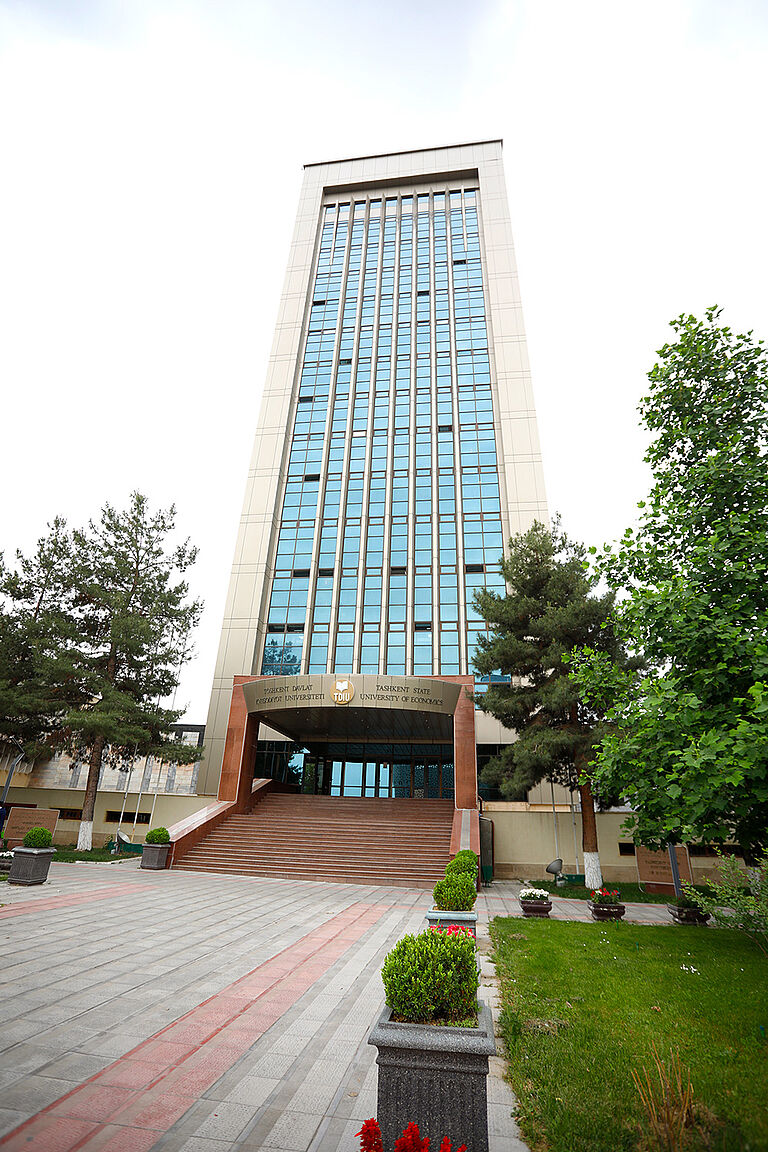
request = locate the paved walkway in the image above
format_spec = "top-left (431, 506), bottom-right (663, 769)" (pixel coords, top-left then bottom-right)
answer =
top-left (0, 864), bottom-right (669, 1152)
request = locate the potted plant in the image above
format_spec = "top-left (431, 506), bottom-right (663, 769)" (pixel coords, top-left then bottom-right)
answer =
top-left (518, 886), bottom-right (553, 917)
top-left (587, 887), bottom-right (626, 921)
top-left (667, 894), bottom-right (711, 926)
top-left (446, 849), bottom-right (479, 884)
top-left (368, 928), bottom-right (495, 1152)
top-left (9, 826), bottom-right (56, 886)
top-left (141, 826), bottom-right (171, 869)
top-left (426, 853), bottom-right (478, 937)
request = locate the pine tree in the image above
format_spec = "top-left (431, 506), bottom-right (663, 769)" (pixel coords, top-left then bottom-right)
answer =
top-left (0, 518), bottom-right (87, 757)
top-left (472, 520), bottom-right (636, 889)
top-left (0, 494), bottom-right (203, 849)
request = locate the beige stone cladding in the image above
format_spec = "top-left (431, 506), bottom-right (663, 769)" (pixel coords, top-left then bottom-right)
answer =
top-left (200, 141), bottom-right (548, 796)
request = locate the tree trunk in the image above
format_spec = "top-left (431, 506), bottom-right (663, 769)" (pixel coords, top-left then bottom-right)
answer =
top-left (77, 736), bottom-right (105, 851)
top-left (579, 777), bottom-right (603, 889)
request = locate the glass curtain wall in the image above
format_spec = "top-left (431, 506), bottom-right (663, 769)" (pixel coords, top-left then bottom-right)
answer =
top-left (261, 186), bottom-right (507, 680)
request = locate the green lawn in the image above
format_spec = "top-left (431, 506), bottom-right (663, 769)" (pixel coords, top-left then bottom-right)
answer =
top-left (536, 879), bottom-right (713, 905)
top-left (491, 917), bottom-right (768, 1152)
top-left (52, 847), bottom-right (135, 862)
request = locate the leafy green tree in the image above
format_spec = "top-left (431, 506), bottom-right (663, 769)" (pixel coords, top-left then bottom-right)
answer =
top-left (472, 520), bottom-right (635, 888)
top-left (1, 494), bottom-right (203, 849)
top-left (571, 309), bottom-right (768, 856)
top-left (686, 851), bottom-right (768, 954)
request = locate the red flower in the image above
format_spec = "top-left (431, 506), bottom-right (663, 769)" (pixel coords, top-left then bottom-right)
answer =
top-left (394, 1122), bottom-right (429, 1152)
top-left (356, 1118), bottom-right (384, 1152)
top-left (358, 1118), bottom-right (465, 1151)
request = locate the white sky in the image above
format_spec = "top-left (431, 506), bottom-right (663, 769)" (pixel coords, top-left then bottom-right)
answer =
top-left (2, 0), bottom-right (767, 722)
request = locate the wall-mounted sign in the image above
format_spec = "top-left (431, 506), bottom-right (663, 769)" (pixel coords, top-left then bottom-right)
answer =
top-left (243, 674), bottom-right (461, 716)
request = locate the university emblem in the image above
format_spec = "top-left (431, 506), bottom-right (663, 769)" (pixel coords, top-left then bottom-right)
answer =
top-left (331, 678), bottom-right (355, 705)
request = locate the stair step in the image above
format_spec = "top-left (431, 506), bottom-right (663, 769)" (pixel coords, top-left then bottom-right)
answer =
top-left (171, 791), bottom-right (453, 887)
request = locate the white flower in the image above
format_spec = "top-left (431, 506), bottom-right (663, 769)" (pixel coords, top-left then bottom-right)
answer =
top-left (519, 887), bottom-right (550, 900)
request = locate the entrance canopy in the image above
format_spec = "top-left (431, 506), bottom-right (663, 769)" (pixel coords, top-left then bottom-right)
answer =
top-left (242, 674), bottom-right (462, 746)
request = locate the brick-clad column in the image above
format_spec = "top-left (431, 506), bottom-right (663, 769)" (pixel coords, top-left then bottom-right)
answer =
top-left (217, 675), bottom-right (261, 805)
top-left (433, 675), bottom-right (477, 811)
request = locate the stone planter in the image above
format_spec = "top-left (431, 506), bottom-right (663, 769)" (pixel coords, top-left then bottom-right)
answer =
top-left (667, 904), bottom-right (711, 926)
top-left (425, 909), bottom-right (478, 938)
top-left (519, 899), bottom-right (552, 918)
top-left (8, 847), bottom-right (56, 886)
top-left (588, 901), bottom-right (626, 922)
top-left (368, 1001), bottom-right (495, 1152)
top-left (140, 843), bottom-right (171, 870)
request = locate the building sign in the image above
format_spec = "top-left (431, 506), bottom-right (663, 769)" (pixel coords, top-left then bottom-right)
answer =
top-left (330, 679), bottom-right (355, 705)
top-left (243, 674), bottom-right (461, 717)
top-left (5, 807), bottom-right (59, 847)
top-left (635, 845), bottom-right (693, 893)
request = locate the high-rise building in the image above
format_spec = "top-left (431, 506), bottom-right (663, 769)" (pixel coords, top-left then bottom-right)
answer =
top-left (198, 141), bottom-right (547, 819)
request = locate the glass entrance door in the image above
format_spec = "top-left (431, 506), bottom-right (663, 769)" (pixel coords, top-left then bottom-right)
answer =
top-left (322, 746), bottom-right (453, 798)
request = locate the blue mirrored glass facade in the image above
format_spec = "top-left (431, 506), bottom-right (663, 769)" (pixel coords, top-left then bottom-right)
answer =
top-left (259, 185), bottom-right (508, 681)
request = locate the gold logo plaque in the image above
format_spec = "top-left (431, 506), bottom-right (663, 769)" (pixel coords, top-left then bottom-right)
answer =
top-left (330, 678), bottom-right (355, 705)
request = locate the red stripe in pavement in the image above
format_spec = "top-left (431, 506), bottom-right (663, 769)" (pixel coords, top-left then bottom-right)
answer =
top-left (0, 883), bottom-right (155, 919)
top-left (0, 900), bottom-right (389, 1152)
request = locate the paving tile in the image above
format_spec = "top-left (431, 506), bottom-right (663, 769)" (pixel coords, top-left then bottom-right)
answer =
top-left (260, 1110), bottom-right (325, 1150)
top-left (307, 1115), bottom-right (364, 1152)
top-left (51, 1082), bottom-right (138, 1122)
top-left (164, 1138), bottom-right (234, 1152)
top-left (0, 1108), bottom-right (28, 1138)
top-left (67, 1123), bottom-right (161, 1152)
top-left (0, 1073), bottom-right (73, 1112)
top-left (0, 1041), bottom-right (64, 1075)
top-left (189, 1101), bottom-right (256, 1140)
top-left (96, 1057), bottom-right (168, 1089)
top-left (218, 1074), bottom-right (280, 1108)
top-left (114, 1088), bottom-right (199, 1130)
top-left (245, 1052), bottom-right (297, 1080)
top-left (76, 1033), bottom-right (147, 1059)
top-left (488, 1101), bottom-right (524, 1139)
top-left (37, 1052), bottom-right (116, 1082)
top-left (0, 1113), bottom-right (101, 1152)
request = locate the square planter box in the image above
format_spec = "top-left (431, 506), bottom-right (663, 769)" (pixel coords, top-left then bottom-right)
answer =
top-left (425, 909), bottom-right (478, 938)
top-left (368, 1000), bottom-right (495, 1152)
top-left (141, 843), bottom-right (171, 869)
top-left (9, 847), bottom-right (56, 886)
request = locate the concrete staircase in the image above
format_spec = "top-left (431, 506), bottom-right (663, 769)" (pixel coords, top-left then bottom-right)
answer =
top-left (172, 794), bottom-right (454, 888)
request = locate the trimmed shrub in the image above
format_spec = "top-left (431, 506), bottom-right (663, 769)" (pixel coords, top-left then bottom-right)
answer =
top-left (381, 929), bottom-right (479, 1023)
top-left (23, 827), bottom-right (53, 848)
top-left (145, 826), bottom-right (170, 845)
top-left (432, 872), bottom-right (477, 911)
top-left (445, 850), bottom-right (478, 878)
